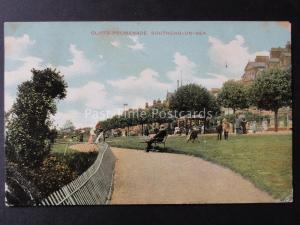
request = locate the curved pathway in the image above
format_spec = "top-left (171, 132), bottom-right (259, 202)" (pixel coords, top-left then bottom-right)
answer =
top-left (110, 147), bottom-right (276, 204)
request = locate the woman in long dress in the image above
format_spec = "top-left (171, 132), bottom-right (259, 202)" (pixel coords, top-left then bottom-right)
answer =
top-left (222, 118), bottom-right (230, 140)
top-left (88, 128), bottom-right (96, 144)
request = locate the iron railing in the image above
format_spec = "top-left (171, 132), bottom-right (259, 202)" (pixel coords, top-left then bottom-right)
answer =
top-left (40, 143), bottom-right (116, 205)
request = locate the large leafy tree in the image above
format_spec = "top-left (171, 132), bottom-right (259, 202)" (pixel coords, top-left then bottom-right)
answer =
top-left (169, 84), bottom-right (219, 133)
top-left (217, 80), bottom-right (249, 114)
top-left (217, 80), bottom-right (249, 132)
top-left (249, 68), bottom-right (291, 132)
top-left (169, 84), bottom-right (218, 115)
top-left (6, 68), bottom-right (67, 168)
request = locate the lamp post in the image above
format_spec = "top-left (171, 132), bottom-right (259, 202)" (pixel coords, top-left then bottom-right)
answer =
top-left (123, 103), bottom-right (128, 117)
top-left (123, 104), bottom-right (128, 136)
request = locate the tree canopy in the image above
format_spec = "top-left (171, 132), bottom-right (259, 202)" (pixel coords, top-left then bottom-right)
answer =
top-left (249, 68), bottom-right (291, 131)
top-left (217, 80), bottom-right (249, 113)
top-left (169, 83), bottom-right (219, 116)
top-left (250, 68), bottom-right (291, 111)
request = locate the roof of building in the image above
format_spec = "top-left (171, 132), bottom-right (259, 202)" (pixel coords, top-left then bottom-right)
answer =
top-left (271, 47), bottom-right (284, 51)
top-left (210, 88), bottom-right (220, 93)
top-left (245, 61), bottom-right (267, 70)
top-left (255, 55), bottom-right (269, 62)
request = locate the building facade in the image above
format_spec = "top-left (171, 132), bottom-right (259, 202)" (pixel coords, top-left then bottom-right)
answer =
top-left (241, 41), bottom-right (291, 85)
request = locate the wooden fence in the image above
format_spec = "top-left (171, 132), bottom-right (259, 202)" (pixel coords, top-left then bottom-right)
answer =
top-left (40, 143), bottom-right (116, 205)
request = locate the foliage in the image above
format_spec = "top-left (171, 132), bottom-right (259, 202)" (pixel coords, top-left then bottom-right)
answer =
top-left (249, 68), bottom-right (291, 111)
top-left (99, 84), bottom-right (219, 132)
top-left (7, 143), bottom-right (98, 205)
top-left (217, 80), bottom-right (249, 132)
top-left (99, 106), bottom-right (175, 133)
top-left (48, 128), bottom-right (58, 144)
top-left (243, 111), bottom-right (271, 122)
top-left (53, 151), bottom-right (98, 175)
top-left (26, 155), bottom-right (77, 199)
top-left (5, 68), bottom-right (67, 168)
top-left (6, 154), bottom-right (77, 202)
top-left (249, 68), bottom-right (291, 131)
top-left (216, 111), bottom-right (271, 124)
top-left (217, 80), bottom-right (249, 113)
top-left (169, 84), bottom-right (219, 116)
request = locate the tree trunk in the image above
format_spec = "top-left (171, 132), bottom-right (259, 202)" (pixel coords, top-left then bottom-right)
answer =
top-left (232, 108), bottom-right (236, 133)
top-left (204, 118), bottom-right (208, 134)
top-left (274, 109), bottom-right (279, 132)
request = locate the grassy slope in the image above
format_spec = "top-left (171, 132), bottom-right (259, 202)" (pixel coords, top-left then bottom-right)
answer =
top-left (107, 134), bottom-right (292, 200)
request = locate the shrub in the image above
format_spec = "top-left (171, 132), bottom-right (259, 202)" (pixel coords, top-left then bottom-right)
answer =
top-left (54, 152), bottom-right (98, 175)
top-left (5, 68), bottom-right (67, 168)
top-left (25, 155), bottom-right (77, 199)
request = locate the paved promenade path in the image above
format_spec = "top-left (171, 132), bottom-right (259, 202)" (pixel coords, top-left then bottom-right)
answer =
top-left (110, 147), bottom-right (276, 204)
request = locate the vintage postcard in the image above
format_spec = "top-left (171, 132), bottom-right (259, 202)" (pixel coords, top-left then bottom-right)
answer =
top-left (4, 21), bottom-right (292, 206)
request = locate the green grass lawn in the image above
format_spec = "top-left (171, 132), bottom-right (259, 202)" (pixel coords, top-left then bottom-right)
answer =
top-left (51, 143), bottom-right (69, 154)
top-left (50, 142), bottom-right (98, 175)
top-left (107, 133), bottom-right (292, 201)
top-left (51, 142), bottom-right (81, 155)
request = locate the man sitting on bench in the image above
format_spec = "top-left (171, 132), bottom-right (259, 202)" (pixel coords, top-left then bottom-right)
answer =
top-left (146, 125), bottom-right (167, 152)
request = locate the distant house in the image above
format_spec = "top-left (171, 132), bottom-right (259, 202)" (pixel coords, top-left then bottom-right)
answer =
top-left (210, 88), bottom-right (220, 97)
top-left (241, 41), bottom-right (291, 85)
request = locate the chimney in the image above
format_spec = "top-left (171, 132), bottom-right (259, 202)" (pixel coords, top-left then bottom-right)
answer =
top-left (180, 71), bottom-right (183, 87)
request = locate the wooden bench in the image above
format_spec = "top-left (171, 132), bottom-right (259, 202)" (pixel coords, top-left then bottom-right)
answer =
top-left (152, 135), bottom-right (168, 149)
top-left (140, 134), bottom-right (168, 151)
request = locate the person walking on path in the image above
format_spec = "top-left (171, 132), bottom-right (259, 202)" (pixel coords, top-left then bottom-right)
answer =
top-left (223, 119), bottom-right (230, 140)
top-left (88, 128), bottom-right (96, 144)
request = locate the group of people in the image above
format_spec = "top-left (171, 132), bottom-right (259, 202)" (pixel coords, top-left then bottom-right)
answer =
top-left (216, 119), bottom-right (231, 140)
top-left (235, 117), bottom-right (248, 134)
top-left (84, 116), bottom-right (262, 149)
top-left (173, 125), bottom-right (204, 136)
top-left (216, 117), bottom-right (261, 140)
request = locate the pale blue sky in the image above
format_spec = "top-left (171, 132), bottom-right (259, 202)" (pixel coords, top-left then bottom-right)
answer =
top-left (4, 22), bottom-right (291, 128)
